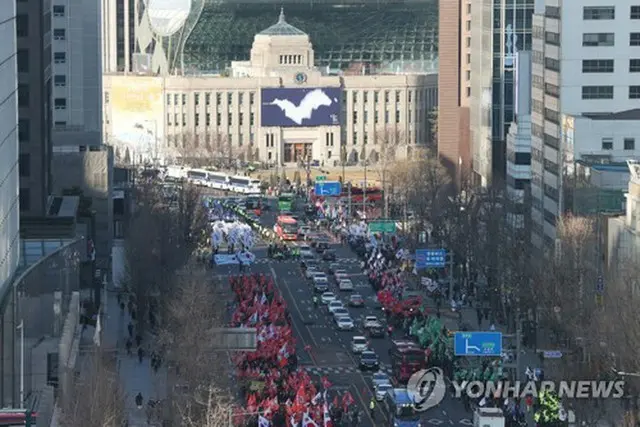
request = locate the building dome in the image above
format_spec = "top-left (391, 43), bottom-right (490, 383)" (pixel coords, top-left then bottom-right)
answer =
top-left (258, 8), bottom-right (306, 36)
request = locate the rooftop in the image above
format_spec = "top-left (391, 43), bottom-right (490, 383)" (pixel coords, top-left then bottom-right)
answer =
top-left (582, 109), bottom-right (640, 121)
top-left (258, 8), bottom-right (306, 36)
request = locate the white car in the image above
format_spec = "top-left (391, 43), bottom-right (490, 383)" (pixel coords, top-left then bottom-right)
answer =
top-left (375, 383), bottom-right (393, 401)
top-left (335, 272), bottom-right (349, 282)
top-left (335, 316), bottom-right (355, 330)
top-left (299, 245), bottom-right (313, 258)
top-left (372, 372), bottom-right (391, 388)
top-left (313, 277), bottom-right (329, 292)
top-left (333, 269), bottom-right (347, 278)
top-left (305, 266), bottom-right (320, 279)
top-left (351, 336), bottom-right (369, 353)
top-left (321, 292), bottom-right (337, 305)
top-left (332, 308), bottom-right (349, 320)
top-left (339, 279), bottom-right (354, 291)
top-left (312, 272), bottom-right (328, 281)
top-left (327, 301), bottom-right (345, 314)
top-left (364, 316), bottom-right (381, 329)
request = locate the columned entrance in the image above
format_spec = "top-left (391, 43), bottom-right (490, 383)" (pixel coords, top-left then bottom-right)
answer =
top-left (284, 142), bottom-right (312, 163)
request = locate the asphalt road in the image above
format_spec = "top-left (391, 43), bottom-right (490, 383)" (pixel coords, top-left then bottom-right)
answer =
top-left (229, 198), bottom-right (476, 427)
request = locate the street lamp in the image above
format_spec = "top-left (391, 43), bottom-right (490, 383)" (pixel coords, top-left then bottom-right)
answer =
top-left (612, 368), bottom-right (640, 378)
top-left (16, 320), bottom-right (24, 409)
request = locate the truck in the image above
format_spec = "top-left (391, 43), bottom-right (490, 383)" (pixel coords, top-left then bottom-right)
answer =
top-left (382, 388), bottom-right (422, 427)
top-left (473, 407), bottom-right (505, 427)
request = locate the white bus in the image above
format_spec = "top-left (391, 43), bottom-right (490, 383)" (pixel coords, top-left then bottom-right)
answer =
top-left (228, 176), bottom-right (261, 194)
top-left (186, 169), bottom-right (212, 187)
top-left (206, 172), bottom-right (229, 190)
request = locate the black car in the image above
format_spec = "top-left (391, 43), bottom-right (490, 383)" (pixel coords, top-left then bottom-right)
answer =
top-left (359, 351), bottom-right (380, 371)
top-left (316, 242), bottom-right (330, 253)
top-left (322, 250), bottom-right (336, 261)
top-left (314, 282), bottom-right (329, 292)
top-left (368, 326), bottom-right (385, 338)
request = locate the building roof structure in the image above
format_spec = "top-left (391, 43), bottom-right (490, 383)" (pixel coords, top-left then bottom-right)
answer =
top-left (258, 8), bottom-right (306, 36)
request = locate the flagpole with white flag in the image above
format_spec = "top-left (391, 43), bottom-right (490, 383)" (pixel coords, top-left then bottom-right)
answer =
top-left (93, 312), bottom-right (102, 347)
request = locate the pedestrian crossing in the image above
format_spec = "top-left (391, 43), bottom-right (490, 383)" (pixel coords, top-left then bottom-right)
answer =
top-left (303, 363), bottom-right (392, 376)
top-left (253, 257), bottom-right (361, 265)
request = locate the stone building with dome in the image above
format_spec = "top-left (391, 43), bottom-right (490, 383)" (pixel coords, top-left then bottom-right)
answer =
top-left (102, 10), bottom-right (438, 166)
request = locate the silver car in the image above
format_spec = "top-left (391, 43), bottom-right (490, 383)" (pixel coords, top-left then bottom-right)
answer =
top-left (335, 316), bottom-right (355, 330)
top-left (375, 383), bottom-right (393, 401)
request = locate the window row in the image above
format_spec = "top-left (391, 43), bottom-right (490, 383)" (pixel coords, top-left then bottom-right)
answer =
top-left (167, 92), bottom-right (256, 106)
top-left (582, 32), bottom-right (640, 47)
top-left (601, 137), bottom-right (636, 151)
top-left (351, 90), bottom-right (417, 104)
top-left (583, 5), bottom-right (640, 20)
top-left (582, 58), bottom-right (640, 72)
top-left (167, 112), bottom-right (256, 127)
top-left (353, 110), bottom-right (405, 125)
top-left (581, 85), bottom-right (640, 99)
top-left (279, 55), bottom-right (303, 65)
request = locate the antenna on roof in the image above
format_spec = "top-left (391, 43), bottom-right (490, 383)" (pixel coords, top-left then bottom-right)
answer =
top-left (278, 7), bottom-right (285, 23)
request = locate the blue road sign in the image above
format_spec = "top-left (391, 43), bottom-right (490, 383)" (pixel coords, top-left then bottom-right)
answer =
top-left (454, 332), bottom-right (503, 356)
top-left (543, 350), bottom-right (563, 359)
top-left (314, 181), bottom-right (342, 196)
top-left (415, 248), bottom-right (446, 268)
top-left (596, 276), bottom-right (604, 294)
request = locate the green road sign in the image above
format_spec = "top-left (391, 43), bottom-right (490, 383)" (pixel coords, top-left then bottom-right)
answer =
top-left (368, 220), bottom-right (396, 233)
top-left (316, 176), bottom-right (326, 181)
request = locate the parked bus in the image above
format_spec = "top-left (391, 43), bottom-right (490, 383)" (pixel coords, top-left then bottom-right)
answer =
top-left (278, 193), bottom-right (295, 212)
top-left (389, 340), bottom-right (426, 385)
top-left (245, 196), bottom-right (263, 215)
top-left (0, 409), bottom-right (38, 426)
top-left (207, 172), bottom-right (230, 191)
top-left (186, 169), bottom-right (212, 187)
top-left (229, 176), bottom-right (261, 194)
top-left (274, 215), bottom-right (299, 240)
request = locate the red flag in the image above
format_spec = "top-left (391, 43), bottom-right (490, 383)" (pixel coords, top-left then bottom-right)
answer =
top-left (341, 392), bottom-right (354, 412)
top-left (321, 376), bottom-right (332, 390)
top-left (332, 396), bottom-right (339, 408)
top-left (295, 383), bottom-right (308, 406)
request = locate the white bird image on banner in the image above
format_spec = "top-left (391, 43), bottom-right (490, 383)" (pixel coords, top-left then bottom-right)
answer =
top-left (268, 89), bottom-right (334, 125)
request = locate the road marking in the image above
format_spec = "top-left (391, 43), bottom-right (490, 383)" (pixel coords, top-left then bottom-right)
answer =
top-left (269, 265), bottom-right (319, 360)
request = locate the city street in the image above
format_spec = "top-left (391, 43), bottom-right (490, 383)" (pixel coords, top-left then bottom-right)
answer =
top-left (218, 198), bottom-right (477, 426)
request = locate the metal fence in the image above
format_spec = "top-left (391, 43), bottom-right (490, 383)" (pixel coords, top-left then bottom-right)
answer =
top-left (0, 237), bottom-right (86, 424)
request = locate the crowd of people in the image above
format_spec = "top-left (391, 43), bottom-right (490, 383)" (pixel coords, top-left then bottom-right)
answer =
top-left (228, 273), bottom-right (359, 426)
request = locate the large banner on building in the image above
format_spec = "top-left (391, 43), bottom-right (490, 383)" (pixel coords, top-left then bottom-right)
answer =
top-left (106, 76), bottom-right (165, 164)
top-left (261, 87), bottom-right (341, 127)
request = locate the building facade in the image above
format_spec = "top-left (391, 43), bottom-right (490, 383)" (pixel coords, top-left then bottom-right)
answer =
top-left (16, 0), bottom-right (52, 217)
top-left (470, 0), bottom-right (534, 186)
top-left (52, 0), bottom-right (103, 138)
top-left (101, 0), bottom-right (136, 73)
top-left (530, 1), bottom-right (640, 248)
top-left (506, 51), bottom-right (533, 229)
top-left (438, 0), bottom-right (472, 186)
top-left (1, 2), bottom-right (20, 295)
top-left (102, 12), bottom-right (438, 166)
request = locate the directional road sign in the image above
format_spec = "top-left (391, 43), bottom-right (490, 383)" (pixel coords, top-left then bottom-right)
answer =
top-left (415, 248), bottom-right (446, 268)
top-left (368, 220), bottom-right (396, 233)
top-left (315, 176), bottom-right (326, 181)
top-left (314, 181), bottom-right (341, 196)
top-left (542, 350), bottom-right (563, 359)
top-left (596, 275), bottom-right (604, 294)
top-left (454, 332), bottom-right (502, 356)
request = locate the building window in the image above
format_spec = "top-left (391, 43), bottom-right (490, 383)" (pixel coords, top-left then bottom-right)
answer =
top-left (54, 52), bottom-right (66, 63)
top-left (250, 92), bottom-right (255, 105)
top-left (53, 5), bottom-right (65, 16)
top-left (174, 114), bottom-right (178, 126)
top-left (353, 132), bottom-right (357, 145)
top-left (630, 86), bottom-right (640, 99)
top-left (19, 154), bottom-right (30, 177)
top-left (545, 6), bottom-right (560, 18)
top-left (631, 33), bottom-right (640, 46)
top-left (174, 94), bottom-right (179, 104)
top-left (239, 113), bottom-right (244, 126)
top-left (374, 91), bottom-right (379, 103)
top-left (582, 59), bottom-right (614, 73)
top-left (182, 94), bottom-right (186, 105)
top-left (194, 93), bottom-right (200, 105)
top-left (53, 29), bottom-right (66, 40)
top-left (18, 84), bottom-right (29, 107)
top-left (624, 138), bottom-right (636, 150)
top-left (54, 75), bottom-right (66, 87)
top-left (353, 111), bottom-right (357, 124)
top-left (395, 110), bottom-right (400, 123)
top-left (205, 113), bottom-right (211, 126)
top-left (583, 6), bottom-right (615, 20)
top-left (18, 119), bottom-right (30, 142)
top-left (582, 86), bottom-right (614, 99)
top-left (17, 49), bottom-right (28, 72)
top-left (544, 108), bottom-right (559, 124)
top-left (228, 113), bottom-right (232, 126)
top-left (182, 114), bottom-right (186, 126)
top-left (16, 15), bottom-right (28, 37)
top-left (166, 94), bottom-right (171, 105)
top-left (545, 31), bottom-right (560, 46)
top-left (167, 113), bottom-right (172, 126)
top-left (216, 93), bottom-right (221, 105)
top-left (239, 93), bottom-right (244, 104)
top-left (216, 113), bottom-right (221, 126)
top-left (19, 189), bottom-right (30, 212)
top-left (544, 83), bottom-right (559, 97)
top-left (195, 114), bottom-right (200, 126)
top-left (544, 57), bottom-right (560, 71)
top-left (630, 59), bottom-right (640, 72)
top-left (632, 5), bottom-right (640, 19)
top-left (601, 137), bottom-right (613, 150)
top-left (205, 93), bottom-right (211, 105)
top-left (227, 93), bottom-right (233, 105)
top-left (582, 33), bottom-right (615, 47)
top-left (364, 132), bottom-right (368, 145)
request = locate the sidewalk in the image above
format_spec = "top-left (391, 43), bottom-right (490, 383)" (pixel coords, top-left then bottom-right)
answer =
top-left (103, 291), bottom-right (167, 426)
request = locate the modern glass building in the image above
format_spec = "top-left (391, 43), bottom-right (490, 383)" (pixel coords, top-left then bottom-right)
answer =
top-left (183, 1), bottom-right (438, 72)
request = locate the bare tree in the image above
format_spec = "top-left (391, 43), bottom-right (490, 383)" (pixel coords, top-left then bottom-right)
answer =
top-left (158, 267), bottom-right (232, 426)
top-left (371, 127), bottom-right (407, 217)
top-left (123, 181), bottom-right (208, 332)
top-left (60, 350), bottom-right (125, 427)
